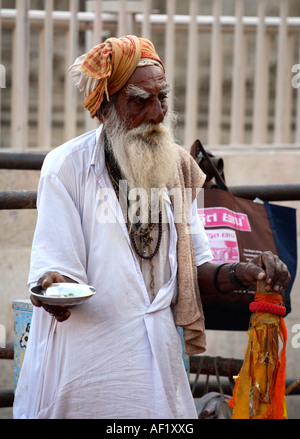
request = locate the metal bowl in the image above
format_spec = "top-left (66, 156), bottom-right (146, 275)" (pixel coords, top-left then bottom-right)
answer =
top-left (30, 283), bottom-right (96, 307)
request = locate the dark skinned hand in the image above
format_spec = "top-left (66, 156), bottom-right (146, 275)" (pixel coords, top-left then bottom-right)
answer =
top-left (198, 250), bottom-right (291, 301)
top-left (235, 251), bottom-right (291, 303)
top-left (30, 271), bottom-right (77, 322)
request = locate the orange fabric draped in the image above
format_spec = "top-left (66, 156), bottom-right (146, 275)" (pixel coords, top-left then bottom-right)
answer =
top-left (228, 282), bottom-right (287, 419)
top-left (80, 35), bottom-right (165, 118)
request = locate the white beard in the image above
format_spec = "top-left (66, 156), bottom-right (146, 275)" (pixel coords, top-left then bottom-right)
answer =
top-left (103, 105), bottom-right (178, 226)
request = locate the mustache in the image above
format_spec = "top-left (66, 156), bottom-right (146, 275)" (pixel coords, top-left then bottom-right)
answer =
top-left (128, 122), bottom-right (169, 140)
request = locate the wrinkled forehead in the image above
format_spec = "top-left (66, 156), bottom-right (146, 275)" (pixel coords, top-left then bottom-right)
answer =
top-left (122, 64), bottom-right (168, 95)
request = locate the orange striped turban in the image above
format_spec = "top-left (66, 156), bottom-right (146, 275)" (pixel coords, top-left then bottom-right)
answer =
top-left (69, 35), bottom-right (165, 118)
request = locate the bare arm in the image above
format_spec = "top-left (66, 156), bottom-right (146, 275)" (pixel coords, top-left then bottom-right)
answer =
top-left (197, 251), bottom-right (290, 301)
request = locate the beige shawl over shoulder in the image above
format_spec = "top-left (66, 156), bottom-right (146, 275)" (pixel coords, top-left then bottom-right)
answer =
top-left (168, 145), bottom-right (207, 356)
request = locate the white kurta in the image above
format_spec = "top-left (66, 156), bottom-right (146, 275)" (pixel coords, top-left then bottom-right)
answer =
top-left (13, 126), bottom-right (212, 419)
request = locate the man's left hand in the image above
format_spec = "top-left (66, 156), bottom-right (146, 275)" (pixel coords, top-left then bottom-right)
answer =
top-left (235, 251), bottom-right (291, 301)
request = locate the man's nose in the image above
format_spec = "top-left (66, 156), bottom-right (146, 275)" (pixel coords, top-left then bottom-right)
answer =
top-left (146, 98), bottom-right (166, 125)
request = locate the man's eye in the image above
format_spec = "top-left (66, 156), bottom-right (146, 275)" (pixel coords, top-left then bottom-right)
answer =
top-left (159, 94), bottom-right (168, 102)
top-left (131, 97), bottom-right (147, 105)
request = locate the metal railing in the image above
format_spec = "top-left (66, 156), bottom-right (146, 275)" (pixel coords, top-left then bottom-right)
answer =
top-left (2, 162), bottom-right (300, 210)
top-left (2, 185), bottom-right (300, 211)
top-left (1, 151), bottom-right (300, 209)
top-left (1, 0), bottom-right (300, 152)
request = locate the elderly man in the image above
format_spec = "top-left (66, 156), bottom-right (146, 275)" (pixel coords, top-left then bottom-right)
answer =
top-left (13, 36), bottom-right (290, 419)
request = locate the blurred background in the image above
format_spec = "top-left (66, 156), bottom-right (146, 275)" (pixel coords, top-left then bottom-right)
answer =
top-left (0, 0), bottom-right (300, 419)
